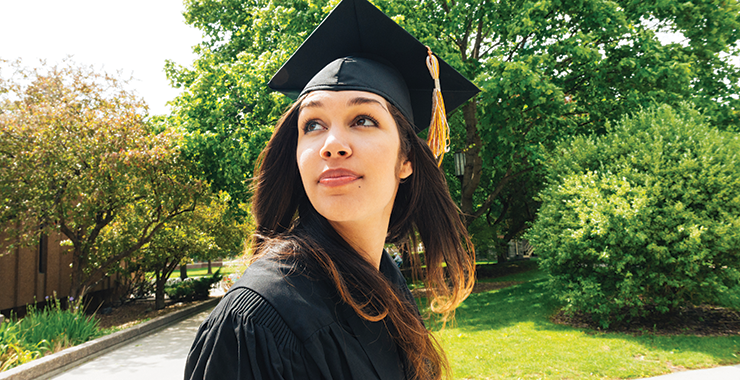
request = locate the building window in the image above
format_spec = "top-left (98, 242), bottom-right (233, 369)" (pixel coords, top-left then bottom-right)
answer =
top-left (39, 233), bottom-right (48, 274)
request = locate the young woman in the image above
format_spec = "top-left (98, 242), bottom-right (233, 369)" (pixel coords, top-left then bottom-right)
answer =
top-left (185, 0), bottom-right (478, 379)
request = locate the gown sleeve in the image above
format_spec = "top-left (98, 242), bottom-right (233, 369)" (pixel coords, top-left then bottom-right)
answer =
top-left (184, 287), bottom-right (309, 380)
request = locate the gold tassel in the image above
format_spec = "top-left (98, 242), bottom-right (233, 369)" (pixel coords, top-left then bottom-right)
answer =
top-left (425, 46), bottom-right (450, 167)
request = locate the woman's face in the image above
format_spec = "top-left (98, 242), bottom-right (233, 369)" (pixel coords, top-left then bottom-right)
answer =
top-left (296, 90), bottom-right (413, 227)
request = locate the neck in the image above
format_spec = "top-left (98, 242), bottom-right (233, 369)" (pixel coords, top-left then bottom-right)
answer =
top-left (330, 218), bottom-right (388, 269)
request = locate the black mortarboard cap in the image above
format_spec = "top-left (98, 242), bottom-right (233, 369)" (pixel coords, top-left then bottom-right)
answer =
top-left (268, 0), bottom-right (480, 132)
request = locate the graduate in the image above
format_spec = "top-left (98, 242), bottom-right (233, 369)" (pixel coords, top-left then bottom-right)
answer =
top-left (184, 0), bottom-right (478, 378)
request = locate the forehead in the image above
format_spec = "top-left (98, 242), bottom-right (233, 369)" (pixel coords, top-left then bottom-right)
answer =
top-left (300, 90), bottom-right (390, 112)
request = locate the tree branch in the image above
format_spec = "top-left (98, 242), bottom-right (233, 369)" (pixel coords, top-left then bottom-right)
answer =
top-left (470, 0), bottom-right (493, 61)
top-left (78, 200), bottom-right (198, 294)
top-left (85, 209), bottom-right (116, 251)
top-left (437, 0), bottom-right (450, 13)
top-left (458, 16), bottom-right (474, 61)
top-left (480, 40), bottom-right (503, 58)
top-left (472, 167), bottom-right (534, 221)
top-left (506, 31), bottom-right (535, 62)
top-left (487, 194), bottom-right (511, 227)
top-left (58, 222), bottom-right (80, 249)
top-left (472, 14), bottom-right (484, 60)
top-left (563, 74), bottom-right (590, 95)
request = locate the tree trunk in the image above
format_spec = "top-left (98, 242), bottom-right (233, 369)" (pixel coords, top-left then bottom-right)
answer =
top-left (180, 263), bottom-right (188, 279)
top-left (461, 100), bottom-right (483, 227)
top-left (155, 274), bottom-right (166, 310)
top-left (68, 246), bottom-right (85, 300)
top-left (207, 260), bottom-right (212, 274)
top-left (496, 239), bottom-right (509, 264)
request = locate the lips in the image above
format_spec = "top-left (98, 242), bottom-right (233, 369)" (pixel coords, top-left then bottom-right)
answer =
top-left (318, 168), bottom-right (361, 187)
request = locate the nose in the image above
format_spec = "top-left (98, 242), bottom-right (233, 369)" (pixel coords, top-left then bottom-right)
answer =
top-left (319, 127), bottom-right (352, 159)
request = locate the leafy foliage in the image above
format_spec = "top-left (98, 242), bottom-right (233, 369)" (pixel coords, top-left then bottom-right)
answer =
top-left (167, 0), bottom-right (740, 258)
top-left (0, 60), bottom-right (209, 299)
top-left (112, 192), bottom-right (249, 309)
top-left (424, 0), bottom-right (740, 262)
top-left (526, 104), bottom-right (740, 327)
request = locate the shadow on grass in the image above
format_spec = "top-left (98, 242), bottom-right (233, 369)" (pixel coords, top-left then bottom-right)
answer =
top-left (449, 275), bottom-right (562, 332)
top-left (431, 269), bottom-right (740, 366)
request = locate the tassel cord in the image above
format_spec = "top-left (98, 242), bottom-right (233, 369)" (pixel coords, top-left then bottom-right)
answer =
top-left (425, 47), bottom-right (450, 167)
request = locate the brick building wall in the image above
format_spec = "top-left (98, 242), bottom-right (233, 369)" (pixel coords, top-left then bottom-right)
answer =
top-left (0, 232), bottom-right (75, 312)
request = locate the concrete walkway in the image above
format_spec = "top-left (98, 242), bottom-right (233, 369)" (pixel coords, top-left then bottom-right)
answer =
top-left (45, 306), bottom-right (738, 380)
top-left (640, 364), bottom-right (740, 379)
top-left (49, 308), bottom-right (212, 380)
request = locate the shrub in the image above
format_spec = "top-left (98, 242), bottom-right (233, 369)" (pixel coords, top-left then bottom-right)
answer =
top-left (526, 104), bottom-right (740, 328)
top-left (0, 295), bottom-right (100, 372)
top-left (165, 270), bottom-right (223, 302)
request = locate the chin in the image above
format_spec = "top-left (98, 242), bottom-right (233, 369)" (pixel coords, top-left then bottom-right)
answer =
top-left (314, 204), bottom-right (363, 223)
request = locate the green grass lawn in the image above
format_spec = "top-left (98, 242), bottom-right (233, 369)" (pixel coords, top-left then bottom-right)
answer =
top-left (167, 265), bottom-right (243, 279)
top-left (435, 269), bottom-right (740, 379)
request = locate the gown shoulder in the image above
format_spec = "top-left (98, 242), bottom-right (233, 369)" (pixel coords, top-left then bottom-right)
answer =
top-left (184, 254), bottom-right (407, 380)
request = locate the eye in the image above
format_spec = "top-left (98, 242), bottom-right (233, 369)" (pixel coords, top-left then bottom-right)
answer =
top-left (353, 116), bottom-right (378, 127)
top-left (302, 120), bottom-right (324, 133)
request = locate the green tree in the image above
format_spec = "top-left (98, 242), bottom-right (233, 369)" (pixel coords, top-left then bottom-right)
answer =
top-left (167, 0), bottom-right (740, 257)
top-left (111, 192), bottom-right (247, 309)
top-left (0, 60), bottom-right (208, 299)
top-left (526, 104), bottom-right (740, 327)
top-left (421, 0), bottom-right (740, 262)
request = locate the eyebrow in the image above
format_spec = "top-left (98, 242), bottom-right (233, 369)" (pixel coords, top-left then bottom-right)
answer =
top-left (299, 99), bottom-right (324, 112)
top-left (346, 96), bottom-right (387, 110)
top-left (298, 96), bottom-right (387, 113)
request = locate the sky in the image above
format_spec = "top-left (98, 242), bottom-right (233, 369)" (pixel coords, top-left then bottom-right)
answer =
top-left (0, 2), bottom-right (736, 116)
top-left (0, 0), bottom-right (202, 115)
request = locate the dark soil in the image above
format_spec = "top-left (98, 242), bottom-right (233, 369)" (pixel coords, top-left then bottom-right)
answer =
top-left (551, 305), bottom-right (740, 336)
top-left (95, 299), bottom-right (204, 330)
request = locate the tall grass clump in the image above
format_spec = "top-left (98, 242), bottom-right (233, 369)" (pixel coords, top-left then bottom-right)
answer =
top-left (0, 295), bottom-right (101, 372)
top-left (18, 296), bottom-right (101, 352)
top-left (0, 319), bottom-right (44, 372)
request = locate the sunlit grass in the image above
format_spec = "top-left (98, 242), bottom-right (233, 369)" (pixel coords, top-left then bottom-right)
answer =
top-left (167, 265), bottom-right (243, 279)
top-left (434, 268), bottom-right (740, 379)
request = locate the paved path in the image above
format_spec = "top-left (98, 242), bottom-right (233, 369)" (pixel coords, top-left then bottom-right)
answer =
top-left (50, 308), bottom-right (212, 380)
top-left (50, 305), bottom-right (738, 380)
top-left (640, 364), bottom-right (740, 379)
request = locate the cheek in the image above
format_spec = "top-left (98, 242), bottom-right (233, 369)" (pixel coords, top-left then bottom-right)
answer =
top-left (369, 146), bottom-right (403, 186)
top-left (296, 145), bottom-right (316, 180)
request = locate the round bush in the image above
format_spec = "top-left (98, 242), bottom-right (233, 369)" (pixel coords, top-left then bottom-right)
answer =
top-left (526, 104), bottom-right (740, 328)
top-left (165, 270), bottom-right (223, 302)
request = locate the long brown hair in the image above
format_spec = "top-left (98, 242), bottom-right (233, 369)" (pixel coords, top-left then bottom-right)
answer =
top-left (250, 96), bottom-right (475, 379)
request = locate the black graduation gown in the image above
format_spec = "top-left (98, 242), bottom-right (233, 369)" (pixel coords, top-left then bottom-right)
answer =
top-left (184, 251), bottom-right (416, 380)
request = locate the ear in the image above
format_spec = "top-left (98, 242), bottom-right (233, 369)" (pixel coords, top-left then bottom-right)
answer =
top-left (399, 159), bottom-right (413, 180)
